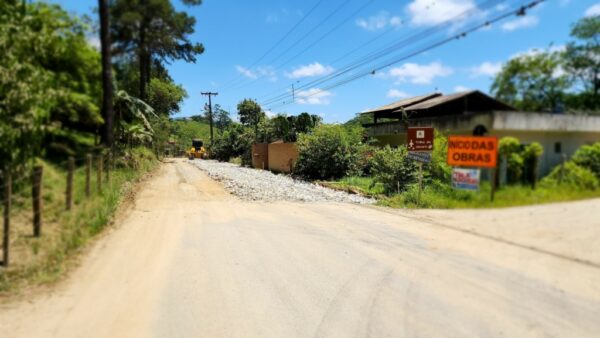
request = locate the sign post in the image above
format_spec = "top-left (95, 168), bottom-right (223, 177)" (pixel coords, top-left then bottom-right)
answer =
top-left (447, 135), bottom-right (498, 201)
top-left (407, 127), bottom-right (434, 206)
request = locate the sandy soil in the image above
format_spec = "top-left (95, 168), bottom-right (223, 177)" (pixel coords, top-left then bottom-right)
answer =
top-left (0, 158), bottom-right (598, 337)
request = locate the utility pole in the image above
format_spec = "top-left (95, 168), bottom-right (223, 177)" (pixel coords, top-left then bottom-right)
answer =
top-left (201, 92), bottom-right (218, 146)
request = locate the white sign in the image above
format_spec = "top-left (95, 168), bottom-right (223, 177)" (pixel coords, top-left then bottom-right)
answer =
top-left (452, 168), bottom-right (480, 191)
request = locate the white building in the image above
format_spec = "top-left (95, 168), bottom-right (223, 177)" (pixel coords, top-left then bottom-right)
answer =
top-left (362, 91), bottom-right (600, 176)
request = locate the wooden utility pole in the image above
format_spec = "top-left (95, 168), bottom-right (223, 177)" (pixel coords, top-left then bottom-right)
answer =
top-left (201, 92), bottom-right (218, 146)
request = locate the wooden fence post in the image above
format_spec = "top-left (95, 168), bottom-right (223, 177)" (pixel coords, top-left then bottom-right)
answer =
top-left (3, 173), bottom-right (11, 266)
top-left (106, 152), bottom-right (111, 184)
top-left (97, 154), bottom-right (103, 193)
top-left (86, 154), bottom-right (92, 197)
top-left (32, 165), bottom-right (43, 237)
top-left (66, 157), bottom-right (74, 211)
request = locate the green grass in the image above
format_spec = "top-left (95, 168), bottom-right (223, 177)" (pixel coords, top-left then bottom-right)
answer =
top-left (329, 176), bottom-right (385, 196)
top-left (334, 176), bottom-right (600, 209)
top-left (0, 147), bottom-right (158, 296)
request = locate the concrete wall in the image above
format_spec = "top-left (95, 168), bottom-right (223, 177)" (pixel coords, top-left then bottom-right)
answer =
top-left (268, 143), bottom-right (299, 173)
top-left (493, 130), bottom-right (600, 176)
top-left (252, 143), bottom-right (269, 170)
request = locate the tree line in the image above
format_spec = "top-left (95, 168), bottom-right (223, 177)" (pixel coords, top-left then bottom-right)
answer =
top-left (1, 0), bottom-right (204, 176)
top-left (492, 15), bottom-right (600, 113)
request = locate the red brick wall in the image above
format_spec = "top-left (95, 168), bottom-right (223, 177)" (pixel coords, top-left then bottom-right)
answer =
top-left (268, 143), bottom-right (299, 173)
top-left (252, 143), bottom-right (269, 170)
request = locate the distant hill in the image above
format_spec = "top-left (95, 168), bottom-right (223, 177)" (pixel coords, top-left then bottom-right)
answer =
top-left (171, 119), bottom-right (211, 148)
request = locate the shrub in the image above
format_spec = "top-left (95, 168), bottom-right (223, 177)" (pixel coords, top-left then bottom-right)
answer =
top-left (370, 145), bottom-right (417, 195)
top-left (295, 125), bottom-right (362, 180)
top-left (427, 133), bottom-right (452, 182)
top-left (210, 123), bottom-right (253, 164)
top-left (540, 161), bottom-right (599, 190)
top-left (499, 137), bottom-right (524, 183)
top-left (572, 142), bottom-right (600, 178)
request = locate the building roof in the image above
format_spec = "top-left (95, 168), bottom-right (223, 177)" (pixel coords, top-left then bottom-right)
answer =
top-left (361, 93), bottom-right (441, 114)
top-left (362, 90), bottom-right (515, 118)
top-left (402, 90), bottom-right (515, 112)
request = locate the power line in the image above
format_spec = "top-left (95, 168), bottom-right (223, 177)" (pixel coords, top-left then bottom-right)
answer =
top-left (219, 0), bottom-right (326, 89)
top-left (260, 0), bottom-right (505, 106)
top-left (227, 0), bottom-right (353, 91)
top-left (266, 0), bottom-right (544, 111)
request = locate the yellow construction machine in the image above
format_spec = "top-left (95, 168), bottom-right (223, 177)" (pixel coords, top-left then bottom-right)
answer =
top-left (186, 139), bottom-right (206, 160)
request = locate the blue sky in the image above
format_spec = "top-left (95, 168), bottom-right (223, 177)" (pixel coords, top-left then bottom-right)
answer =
top-left (52, 0), bottom-right (600, 122)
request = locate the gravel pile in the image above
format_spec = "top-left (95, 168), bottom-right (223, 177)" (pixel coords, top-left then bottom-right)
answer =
top-left (191, 160), bottom-right (374, 204)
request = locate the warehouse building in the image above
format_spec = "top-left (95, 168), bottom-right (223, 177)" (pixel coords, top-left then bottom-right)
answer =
top-left (362, 90), bottom-right (600, 175)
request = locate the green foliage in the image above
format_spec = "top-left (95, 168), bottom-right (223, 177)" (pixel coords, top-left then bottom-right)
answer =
top-left (564, 16), bottom-right (600, 111)
top-left (572, 142), bottom-right (600, 178)
top-left (237, 99), bottom-right (265, 135)
top-left (0, 2), bottom-right (102, 172)
top-left (295, 125), bottom-right (362, 180)
top-left (369, 145), bottom-right (417, 195)
top-left (491, 50), bottom-right (570, 112)
top-left (146, 78), bottom-right (187, 116)
top-left (541, 161), bottom-right (599, 190)
top-left (210, 123), bottom-right (253, 163)
top-left (499, 137), bottom-right (528, 184)
top-left (426, 132), bottom-right (452, 183)
top-left (110, 0), bottom-right (204, 99)
top-left (170, 118), bottom-right (210, 150)
top-left (213, 105), bottom-right (232, 133)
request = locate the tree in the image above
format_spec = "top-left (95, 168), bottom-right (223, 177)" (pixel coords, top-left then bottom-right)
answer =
top-left (237, 99), bottom-right (265, 138)
top-left (110, 0), bottom-right (204, 100)
top-left (491, 50), bottom-right (571, 112)
top-left (146, 78), bottom-right (187, 116)
top-left (564, 16), bottom-right (600, 110)
top-left (271, 114), bottom-right (292, 141)
top-left (213, 105), bottom-right (232, 133)
top-left (99, 0), bottom-right (114, 147)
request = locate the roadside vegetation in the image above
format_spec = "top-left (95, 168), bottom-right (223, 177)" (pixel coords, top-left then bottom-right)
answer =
top-left (0, 149), bottom-right (157, 295)
top-left (1, 1), bottom-right (203, 293)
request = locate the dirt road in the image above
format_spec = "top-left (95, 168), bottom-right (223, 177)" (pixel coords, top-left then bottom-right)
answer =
top-left (1, 159), bottom-right (599, 337)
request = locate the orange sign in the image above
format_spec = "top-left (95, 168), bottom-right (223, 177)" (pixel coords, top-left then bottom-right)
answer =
top-left (447, 136), bottom-right (498, 168)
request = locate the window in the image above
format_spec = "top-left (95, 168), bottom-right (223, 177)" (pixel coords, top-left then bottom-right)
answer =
top-left (554, 142), bottom-right (562, 154)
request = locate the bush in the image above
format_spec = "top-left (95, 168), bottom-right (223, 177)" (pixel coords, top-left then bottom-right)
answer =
top-left (572, 142), bottom-right (600, 178)
top-left (426, 133), bottom-right (452, 182)
top-left (210, 123), bottom-right (254, 164)
top-left (370, 145), bottom-right (417, 195)
top-left (540, 161), bottom-right (599, 190)
top-left (295, 125), bottom-right (362, 180)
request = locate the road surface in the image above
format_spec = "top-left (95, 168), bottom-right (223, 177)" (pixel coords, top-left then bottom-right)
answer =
top-left (1, 159), bottom-right (599, 337)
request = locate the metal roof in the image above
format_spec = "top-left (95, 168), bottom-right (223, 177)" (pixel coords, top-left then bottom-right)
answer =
top-left (361, 92), bottom-right (441, 114)
top-left (398, 91), bottom-right (478, 111)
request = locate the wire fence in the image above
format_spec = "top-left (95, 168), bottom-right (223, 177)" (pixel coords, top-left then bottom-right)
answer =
top-left (1, 152), bottom-right (115, 267)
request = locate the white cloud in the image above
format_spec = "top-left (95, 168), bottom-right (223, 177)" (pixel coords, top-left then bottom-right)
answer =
top-left (470, 61), bottom-right (502, 77)
top-left (511, 45), bottom-right (565, 58)
top-left (285, 62), bottom-right (334, 79)
top-left (356, 11), bottom-right (402, 31)
top-left (236, 65), bottom-right (257, 79)
top-left (236, 65), bottom-right (277, 81)
top-left (585, 4), bottom-right (600, 17)
top-left (454, 85), bottom-right (471, 92)
top-left (296, 88), bottom-right (332, 105)
top-left (407, 0), bottom-right (476, 26)
top-left (387, 89), bottom-right (409, 98)
top-left (501, 16), bottom-right (539, 31)
top-left (388, 62), bottom-right (453, 85)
